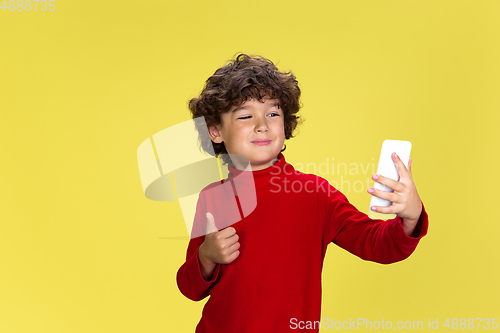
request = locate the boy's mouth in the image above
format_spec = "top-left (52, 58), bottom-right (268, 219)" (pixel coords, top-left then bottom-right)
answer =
top-left (251, 140), bottom-right (272, 146)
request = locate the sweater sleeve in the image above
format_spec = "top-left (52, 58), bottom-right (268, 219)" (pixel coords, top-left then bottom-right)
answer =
top-left (176, 192), bottom-right (222, 301)
top-left (176, 237), bottom-right (222, 301)
top-left (320, 179), bottom-right (429, 264)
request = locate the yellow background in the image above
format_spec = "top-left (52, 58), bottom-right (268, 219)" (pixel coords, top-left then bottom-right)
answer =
top-left (1, 0), bottom-right (499, 332)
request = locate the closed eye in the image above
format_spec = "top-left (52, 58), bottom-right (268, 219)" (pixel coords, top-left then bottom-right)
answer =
top-left (237, 113), bottom-right (280, 120)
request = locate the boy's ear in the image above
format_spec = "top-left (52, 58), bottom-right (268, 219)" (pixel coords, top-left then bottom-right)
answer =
top-left (208, 125), bottom-right (223, 144)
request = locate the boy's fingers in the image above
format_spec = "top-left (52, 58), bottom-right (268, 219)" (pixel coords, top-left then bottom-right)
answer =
top-left (392, 152), bottom-right (410, 182)
top-left (228, 241), bottom-right (241, 253)
top-left (368, 187), bottom-right (401, 204)
top-left (373, 173), bottom-right (404, 193)
top-left (371, 204), bottom-right (401, 215)
top-left (218, 226), bottom-right (237, 239)
top-left (371, 205), bottom-right (391, 214)
top-left (227, 250), bottom-right (240, 263)
top-left (225, 232), bottom-right (239, 245)
top-left (205, 212), bottom-right (219, 235)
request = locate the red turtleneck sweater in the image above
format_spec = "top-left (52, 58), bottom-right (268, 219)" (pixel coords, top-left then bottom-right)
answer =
top-left (176, 152), bottom-right (429, 332)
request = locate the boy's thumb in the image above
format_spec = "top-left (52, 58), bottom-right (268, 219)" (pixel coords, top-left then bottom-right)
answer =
top-left (205, 212), bottom-right (218, 234)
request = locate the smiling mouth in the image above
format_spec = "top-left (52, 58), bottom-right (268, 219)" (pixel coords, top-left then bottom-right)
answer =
top-left (252, 140), bottom-right (271, 146)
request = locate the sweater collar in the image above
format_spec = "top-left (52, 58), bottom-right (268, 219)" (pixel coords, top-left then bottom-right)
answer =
top-left (226, 152), bottom-right (292, 191)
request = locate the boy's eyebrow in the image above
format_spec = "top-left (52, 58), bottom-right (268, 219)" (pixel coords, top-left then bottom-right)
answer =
top-left (231, 101), bottom-right (280, 112)
top-left (232, 105), bottom-right (248, 112)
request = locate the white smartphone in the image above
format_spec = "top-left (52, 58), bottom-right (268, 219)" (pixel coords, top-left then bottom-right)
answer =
top-left (369, 139), bottom-right (412, 213)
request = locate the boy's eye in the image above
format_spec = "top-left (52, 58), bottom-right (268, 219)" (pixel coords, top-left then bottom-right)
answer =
top-left (237, 113), bottom-right (280, 120)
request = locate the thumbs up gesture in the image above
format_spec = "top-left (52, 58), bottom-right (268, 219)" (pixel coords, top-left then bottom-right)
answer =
top-left (198, 212), bottom-right (240, 280)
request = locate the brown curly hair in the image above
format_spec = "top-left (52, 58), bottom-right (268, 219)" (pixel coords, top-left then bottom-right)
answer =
top-left (188, 52), bottom-right (304, 165)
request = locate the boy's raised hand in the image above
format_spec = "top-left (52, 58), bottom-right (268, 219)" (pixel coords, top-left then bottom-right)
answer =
top-left (367, 153), bottom-right (423, 234)
top-left (198, 212), bottom-right (240, 280)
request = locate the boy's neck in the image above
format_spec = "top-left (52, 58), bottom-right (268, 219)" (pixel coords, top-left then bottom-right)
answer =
top-left (230, 154), bottom-right (281, 171)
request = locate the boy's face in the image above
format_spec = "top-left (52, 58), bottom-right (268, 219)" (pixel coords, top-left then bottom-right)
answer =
top-left (209, 97), bottom-right (285, 171)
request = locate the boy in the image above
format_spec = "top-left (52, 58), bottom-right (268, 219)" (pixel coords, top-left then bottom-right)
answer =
top-left (177, 53), bottom-right (428, 332)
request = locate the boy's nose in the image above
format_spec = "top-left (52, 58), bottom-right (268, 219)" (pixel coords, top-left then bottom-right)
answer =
top-left (255, 122), bottom-right (269, 133)
top-left (255, 117), bottom-right (269, 133)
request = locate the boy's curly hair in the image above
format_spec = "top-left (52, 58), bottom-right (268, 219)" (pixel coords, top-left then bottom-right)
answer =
top-left (188, 52), bottom-right (304, 165)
